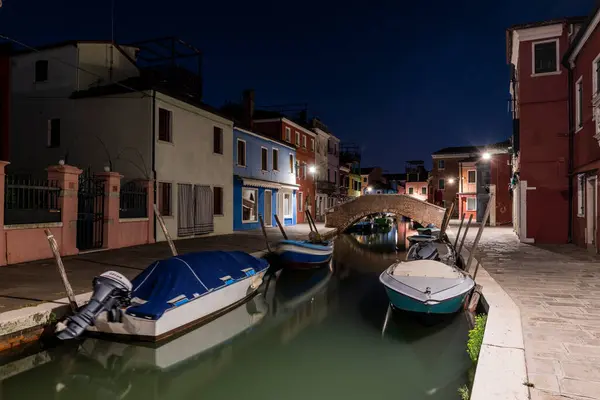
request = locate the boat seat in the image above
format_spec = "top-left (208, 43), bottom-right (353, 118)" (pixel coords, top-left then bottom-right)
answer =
top-left (392, 260), bottom-right (463, 279)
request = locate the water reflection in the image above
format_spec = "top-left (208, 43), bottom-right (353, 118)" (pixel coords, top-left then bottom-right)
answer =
top-left (0, 224), bottom-right (471, 400)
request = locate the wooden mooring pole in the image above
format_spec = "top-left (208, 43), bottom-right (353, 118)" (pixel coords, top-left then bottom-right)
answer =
top-left (440, 200), bottom-right (455, 236)
top-left (153, 204), bottom-right (178, 256)
top-left (274, 214), bottom-right (288, 240)
top-left (457, 214), bottom-right (473, 256)
top-left (44, 229), bottom-right (78, 313)
top-left (453, 213), bottom-right (466, 249)
top-left (259, 215), bottom-right (272, 253)
top-left (465, 193), bottom-right (495, 273)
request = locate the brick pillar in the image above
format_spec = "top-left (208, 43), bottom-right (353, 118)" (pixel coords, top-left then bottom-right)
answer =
top-left (96, 172), bottom-right (122, 249)
top-left (146, 179), bottom-right (155, 244)
top-left (0, 161), bottom-right (9, 266)
top-left (48, 164), bottom-right (82, 256)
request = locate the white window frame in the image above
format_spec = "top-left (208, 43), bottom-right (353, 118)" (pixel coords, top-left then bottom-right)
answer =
top-left (576, 76), bottom-right (583, 131)
top-left (261, 146), bottom-right (268, 171)
top-left (466, 197), bottom-right (477, 212)
top-left (285, 127), bottom-right (291, 142)
top-left (298, 192), bottom-right (303, 212)
top-left (237, 139), bottom-right (247, 167)
top-left (242, 187), bottom-right (258, 223)
top-left (438, 160), bottom-right (445, 170)
top-left (310, 138), bottom-right (315, 152)
top-left (302, 135), bottom-right (307, 148)
top-left (272, 148), bottom-right (279, 171)
top-left (295, 131), bottom-right (300, 146)
top-left (467, 170), bottom-right (476, 184)
top-left (289, 154), bottom-right (294, 174)
top-left (578, 174), bottom-right (585, 217)
top-left (531, 38), bottom-right (560, 77)
top-left (283, 192), bottom-right (292, 218)
top-left (593, 53), bottom-right (600, 98)
top-left (439, 179), bottom-right (445, 190)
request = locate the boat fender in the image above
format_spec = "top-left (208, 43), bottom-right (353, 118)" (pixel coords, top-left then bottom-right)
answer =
top-left (250, 276), bottom-right (263, 290)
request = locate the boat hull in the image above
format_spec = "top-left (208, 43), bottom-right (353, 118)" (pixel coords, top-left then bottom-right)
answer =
top-left (384, 287), bottom-right (469, 314)
top-left (274, 242), bottom-right (333, 269)
top-left (87, 270), bottom-right (267, 342)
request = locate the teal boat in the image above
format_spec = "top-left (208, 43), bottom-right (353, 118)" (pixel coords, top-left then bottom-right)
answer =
top-left (379, 260), bottom-right (474, 314)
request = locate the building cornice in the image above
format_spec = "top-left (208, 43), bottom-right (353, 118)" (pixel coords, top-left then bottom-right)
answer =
top-left (254, 118), bottom-right (316, 138)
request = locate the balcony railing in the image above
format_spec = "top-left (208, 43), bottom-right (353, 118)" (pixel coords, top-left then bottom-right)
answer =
top-left (316, 180), bottom-right (338, 194)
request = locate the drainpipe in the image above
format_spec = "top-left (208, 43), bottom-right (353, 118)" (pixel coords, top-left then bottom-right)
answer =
top-left (151, 89), bottom-right (157, 241)
top-left (567, 65), bottom-right (574, 243)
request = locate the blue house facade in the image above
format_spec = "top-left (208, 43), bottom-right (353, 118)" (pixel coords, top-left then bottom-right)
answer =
top-left (233, 127), bottom-right (298, 231)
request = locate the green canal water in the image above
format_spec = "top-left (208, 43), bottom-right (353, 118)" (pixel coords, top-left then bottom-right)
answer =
top-left (0, 224), bottom-right (472, 400)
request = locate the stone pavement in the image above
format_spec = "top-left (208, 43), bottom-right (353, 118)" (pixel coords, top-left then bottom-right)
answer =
top-left (454, 221), bottom-right (600, 400)
top-left (0, 223), bottom-right (328, 314)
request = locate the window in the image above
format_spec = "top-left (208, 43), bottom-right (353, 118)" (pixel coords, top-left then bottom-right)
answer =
top-left (438, 160), bottom-right (445, 170)
top-left (421, 187), bottom-right (427, 195)
top-left (242, 188), bottom-right (258, 222)
top-left (334, 144), bottom-right (337, 155)
top-left (47, 118), bottom-right (60, 148)
top-left (213, 187), bottom-right (223, 215)
top-left (439, 179), bottom-right (445, 190)
top-left (35, 60), bottom-right (48, 82)
top-left (576, 77), bottom-right (583, 129)
top-left (298, 192), bottom-right (303, 212)
top-left (158, 108), bottom-right (172, 142)
top-left (295, 131), bottom-right (300, 146)
top-left (468, 170), bottom-right (476, 184)
top-left (272, 149), bottom-right (279, 171)
top-left (302, 136), bottom-right (307, 148)
top-left (578, 174), bottom-right (585, 217)
top-left (311, 138), bottom-right (315, 152)
top-left (213, 126), bottom-right (223, 154)
top-left (594, 55), bottom-right (600, 96)
top-left (363, 177), bottom-right (367, 183)
top-left (289, 154), bottom-right (294, 173)
top-left (334, 170), bottom-right (337, 185)
top-left (158, 182), bottom-right (172, 216)
top-left (327, 168), bottom-right (330, 182)
top-left (533, 40), bottom-right (558, 75)
top-left (237, 139), bottom-right (246, 167)
top-left (285, 127), bottom-right (291, 142)
top-left (283, 193), bottom-right (292, 218)
top-left (408, 187), bottom-right (414, 195)
top-left (261, 147), bottom-right (268, 171)
top-left (466, 197), bottom-right (477, 211)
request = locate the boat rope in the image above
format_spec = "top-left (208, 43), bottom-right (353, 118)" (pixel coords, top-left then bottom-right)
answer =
top-left (174, 257), bottom-right (209, 291)
top-left (132, 261), bottom-right (159, 292)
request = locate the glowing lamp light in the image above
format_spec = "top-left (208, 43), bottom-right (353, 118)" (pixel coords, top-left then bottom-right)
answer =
top-left (482, 152), bottom-right (491, 160)
top-left (367, 186), bottom-right (373, 192)
top-left (309, 166), bottom-right (317, 174)
top-left (448, 178), bottom-right (455, 184)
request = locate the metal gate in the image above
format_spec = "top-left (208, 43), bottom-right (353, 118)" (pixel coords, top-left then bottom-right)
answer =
top-left (77, 169), bottom-right (105, 251)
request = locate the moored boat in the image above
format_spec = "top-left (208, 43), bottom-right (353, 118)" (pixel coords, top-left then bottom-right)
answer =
top-left (56, 251), bottom-right (269, 342)
top-left (273, 239), bottom-right (333, 269)
top-left (379, 260), bottom-right (474, 314)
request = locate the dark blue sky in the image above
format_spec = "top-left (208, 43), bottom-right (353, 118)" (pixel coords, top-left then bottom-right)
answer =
top-left (0, 0), bottom-right (595, 172)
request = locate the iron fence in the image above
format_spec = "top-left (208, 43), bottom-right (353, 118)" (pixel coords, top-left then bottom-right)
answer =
top-left (4, 176), bottom-right (62, 225)
top-left (120, 181), bottom-right (148, 219)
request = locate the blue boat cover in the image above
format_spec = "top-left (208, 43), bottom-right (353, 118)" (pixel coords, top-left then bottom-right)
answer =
top-left (278, 240), bottom-right (333, 251)
top-left (126, 251), bottom-right (269, 320)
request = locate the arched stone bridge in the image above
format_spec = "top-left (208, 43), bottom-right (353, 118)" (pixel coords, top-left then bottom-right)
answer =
top-left (325, 194), bottom-right (446, 233)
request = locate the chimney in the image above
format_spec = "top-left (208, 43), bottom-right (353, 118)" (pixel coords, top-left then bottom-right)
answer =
top-left (242, 89), bottom-right (255, 129)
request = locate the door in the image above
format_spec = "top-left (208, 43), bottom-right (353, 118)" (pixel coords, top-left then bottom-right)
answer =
top-left (76, 168), bottom-right (105, 251)
top-left (264, 190), bottom-right (273, 227)
top-left (586, 176), bottom-right (597, 247)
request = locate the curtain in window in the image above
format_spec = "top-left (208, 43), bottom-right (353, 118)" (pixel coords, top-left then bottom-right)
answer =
top-left (194, 185), bottom-right (214, 235)
top-left (178, 183), bottom-right (194, 237)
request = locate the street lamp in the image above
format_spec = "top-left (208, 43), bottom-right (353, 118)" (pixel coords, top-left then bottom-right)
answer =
top-left (367, 186), bottom-right (373, 193)
top-left (309, 166), bottom-right (317, 174)
top-left (448, 178), bottom-right (455, 184)
top-left (482, 152), bottom-right (491, 160)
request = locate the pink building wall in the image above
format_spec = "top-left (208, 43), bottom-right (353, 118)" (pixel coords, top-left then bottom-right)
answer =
top-left (405, 181), bottom-right (428, 201)
top-left (0, 162), bottom-right (155, 266)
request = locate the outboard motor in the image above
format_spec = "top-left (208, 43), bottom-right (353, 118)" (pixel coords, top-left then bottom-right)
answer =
top-left (56, 271), bottom-right (132, 340)
top-left (406, 242), bottom-right (439, 261)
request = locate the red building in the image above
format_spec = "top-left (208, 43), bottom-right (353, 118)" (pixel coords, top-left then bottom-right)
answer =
top-left (563, 5), bottom-right (600, 251)
top-left (0, 43), bottom-right (9, 161)
top-left (253, 117), bottom-right (316, 224)
top-left (507, 17), bottom-right (586, 244)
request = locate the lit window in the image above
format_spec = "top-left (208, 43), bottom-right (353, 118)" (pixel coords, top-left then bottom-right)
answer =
top-left (242, 188), bottom-right (258, 222)
top-left (468, 170), bottom-right (476, 184)
top-left (466, 197), bottom-right (477, 211)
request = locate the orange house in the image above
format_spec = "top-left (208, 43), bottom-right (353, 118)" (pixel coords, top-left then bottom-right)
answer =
top-left (457, 159), bottom-right (478, 220)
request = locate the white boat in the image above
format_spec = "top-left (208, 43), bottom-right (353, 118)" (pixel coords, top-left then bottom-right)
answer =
top-left (380, 260), bottom-right (475, 314)
top-left (56, 251), bottom-right (269, 342)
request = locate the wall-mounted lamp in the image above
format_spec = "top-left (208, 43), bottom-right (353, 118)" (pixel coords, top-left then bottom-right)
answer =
top-left (482, 152), bottom-right (491, 160)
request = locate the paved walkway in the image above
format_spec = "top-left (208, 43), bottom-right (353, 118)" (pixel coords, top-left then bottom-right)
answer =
top-left (0, 224), bottom-right (329, 313)
top-left (454, 221), bottom-right (600, 400)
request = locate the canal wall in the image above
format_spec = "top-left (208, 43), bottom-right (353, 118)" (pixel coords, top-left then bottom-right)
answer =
top-left (448, 229), bottom-right (529, 400)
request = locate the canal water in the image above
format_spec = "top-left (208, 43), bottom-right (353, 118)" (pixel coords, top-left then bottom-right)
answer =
top-left (0, 223), bottom-right (472, 400)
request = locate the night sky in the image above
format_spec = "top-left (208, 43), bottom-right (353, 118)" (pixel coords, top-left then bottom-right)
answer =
top-left (0, 0), bottom-right (595, 172)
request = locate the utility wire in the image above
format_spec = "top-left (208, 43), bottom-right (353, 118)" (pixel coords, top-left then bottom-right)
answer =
top-left (0, 33), bottom-right (233, 126)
